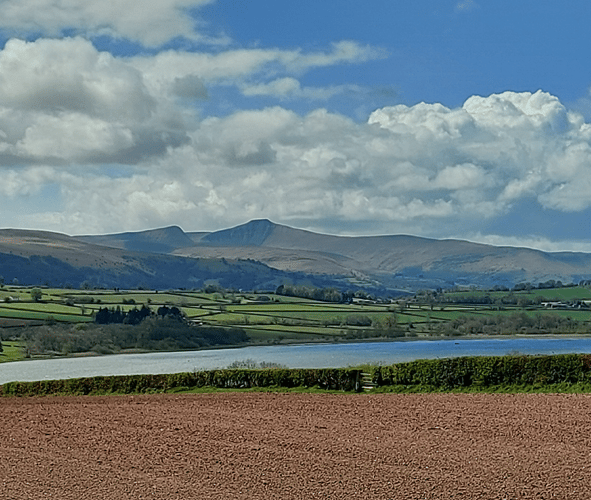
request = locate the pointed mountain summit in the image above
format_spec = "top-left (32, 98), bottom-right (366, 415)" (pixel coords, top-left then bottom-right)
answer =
top-left (74, 219), bottom-right (591, 290)
top-left (77, 225), bottom-right (195, 253)
top-left (202, 219), bottom-right (278, 246)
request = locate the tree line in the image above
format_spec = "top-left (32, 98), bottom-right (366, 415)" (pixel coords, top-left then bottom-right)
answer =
top-left (435, 312), bottom-right (583, 336)
top-left (275, 285), bottom-right (379, 303)
top-left (22, 314), bottom-right (248, 357)
top-left (94, 305), bottom-right (183, 325)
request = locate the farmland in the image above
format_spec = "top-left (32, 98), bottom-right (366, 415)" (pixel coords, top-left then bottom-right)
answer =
top-left (0, 284), bottom-right (591, 362)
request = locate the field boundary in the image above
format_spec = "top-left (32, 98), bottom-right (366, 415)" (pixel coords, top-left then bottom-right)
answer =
top-left (4, 353), bottom-right (591, 397)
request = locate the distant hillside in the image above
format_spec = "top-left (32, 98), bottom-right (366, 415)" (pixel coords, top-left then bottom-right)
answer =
top-left (3, 220), bottom-right (591, 292)
top-left (176, 219), bottom-right (591, 290)
top-left (77, 226), bottom-right (195, 253)
top-left (0, 229), bottom-right (350, 291)
top-left (201, 218), bottom-right (275, 246)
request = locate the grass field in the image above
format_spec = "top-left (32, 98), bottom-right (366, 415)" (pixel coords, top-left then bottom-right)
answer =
top-left (0, 285), bottom-right (590, 353)
top-left (0, 341), bottom-right (25, 363)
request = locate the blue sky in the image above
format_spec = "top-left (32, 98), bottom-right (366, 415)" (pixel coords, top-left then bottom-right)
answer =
top-left (0, 0), bottom-right (590, 252)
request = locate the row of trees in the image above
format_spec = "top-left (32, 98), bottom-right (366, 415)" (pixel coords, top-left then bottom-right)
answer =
top-left (95, 305), bottom-right (152, 325)
top-left (275, 285), bottom-right (378, 303)
top-left (435, 312), bottom-right (582, 336)
top-left (512, 280), bottom-right (568, 291)
top-left (94, 305), bottom-right (184, 325)
top-left (275, 285), bottom-right (347, 302)
top-left (22, 318), bottom-right (249, 356)
top-left (319, 313), bottom-right (401, 338)
top-left (437, 293), bottom-right (544, 307)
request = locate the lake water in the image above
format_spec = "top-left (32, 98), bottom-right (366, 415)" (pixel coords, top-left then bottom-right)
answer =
top-left (2, 336), bottom-right (591, 384)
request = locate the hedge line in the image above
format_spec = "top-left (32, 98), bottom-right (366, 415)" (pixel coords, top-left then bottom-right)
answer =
top-left (368, 353), bottom-right (591, 390)
top-left (0, 367), bottom-right (362, 397)
top-left (3, 354), bottom-right (591, 397)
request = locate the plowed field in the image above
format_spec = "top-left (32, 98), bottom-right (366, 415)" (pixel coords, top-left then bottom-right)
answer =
top-left (1, 392), bottom-right (590, 499)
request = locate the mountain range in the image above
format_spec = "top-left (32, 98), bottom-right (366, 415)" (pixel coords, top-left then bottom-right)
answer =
top-left (0, 219), bottom-right (590, 293)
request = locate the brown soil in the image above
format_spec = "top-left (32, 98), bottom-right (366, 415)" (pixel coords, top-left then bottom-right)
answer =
top-left (1, 392), bottom-right (590, 499)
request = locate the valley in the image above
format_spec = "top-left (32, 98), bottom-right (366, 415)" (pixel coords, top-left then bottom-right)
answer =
top-left (1, 283), bottom-right (591, 362)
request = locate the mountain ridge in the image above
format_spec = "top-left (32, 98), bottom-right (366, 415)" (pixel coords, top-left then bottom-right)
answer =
top-left (0, 219), bottom-right (588, 292)
top-left (78, 219), bottom-right (591, 290)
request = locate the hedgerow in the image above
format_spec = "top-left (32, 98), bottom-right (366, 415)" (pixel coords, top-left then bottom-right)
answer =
top-left (369, 353), bottom-right (591, 390)
top-left (0, 367), bottom-right (362, 396)
top-left (4, 354), bottom-right (591, 396)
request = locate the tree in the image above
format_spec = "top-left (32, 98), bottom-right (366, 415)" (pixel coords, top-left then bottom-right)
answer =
top-left (0, 339), bottom-right (3, 353)
top-left (383, 313), bottom-right (398, 330)
top-left (30, 288), bottom-right (42, 302)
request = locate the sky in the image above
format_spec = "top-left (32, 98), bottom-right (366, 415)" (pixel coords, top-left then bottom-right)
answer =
top-left (1, 0), bottom-right (591, 252)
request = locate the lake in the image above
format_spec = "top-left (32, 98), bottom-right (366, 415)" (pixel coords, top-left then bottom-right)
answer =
top-left (2, 336), bottom-right (591, 384)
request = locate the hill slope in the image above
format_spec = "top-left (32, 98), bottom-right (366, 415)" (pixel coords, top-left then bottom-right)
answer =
top-left (0, 229), bottom-right (342, 291)
top-left (6, 220), bottom-right (590, 291)
top-left (180, 219), bottom-right (591, 289)
top-left (76, 226), bottom-right (195, 253)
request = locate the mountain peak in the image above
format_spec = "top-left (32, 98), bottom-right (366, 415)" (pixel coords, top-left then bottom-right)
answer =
top-left (76, 225), bottom-right (194, 253)
top-left (203, 219), bottom-right (278, 246)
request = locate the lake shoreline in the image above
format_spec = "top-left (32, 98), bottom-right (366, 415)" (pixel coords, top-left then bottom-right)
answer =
top-left (16, 332), bottom-right (591, 363)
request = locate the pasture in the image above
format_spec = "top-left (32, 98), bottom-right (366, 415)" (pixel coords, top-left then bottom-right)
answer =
top-left (0, 284), bottom-right (590, 361)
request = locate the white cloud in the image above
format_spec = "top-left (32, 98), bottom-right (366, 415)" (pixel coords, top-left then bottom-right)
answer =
top-left (0, 38), bottom-right (153, 121)
top-left (33, 89), bottom-right (591, 235)
top-left (369, 90), bottom-right (591, 214)
top-left (432, 164), bottom-right (493, 190)
top-left (0, 167), bottom-right (56, 197)
top-left (0, 0), bottom-right (218, 47)
top-left (241, 77), bottom-right (362, 101)
top-left (0, 35), bottom-right (385, 180)
top-left (15, 113), bottom-right (134, 161)
top-left (463, 90), bottom-right (570, 132)
top-left (0, 37), bottom-right (189, 164)
top-left (283, 41), bottom-right (386, 73)
top-left (2, 40), bottom-right (591, 246)
top-left (131, 41), bottom-right (385, 90)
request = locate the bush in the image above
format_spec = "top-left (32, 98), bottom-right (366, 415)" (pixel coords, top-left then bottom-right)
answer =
top-left (345, 314), bottom-right (372, 326)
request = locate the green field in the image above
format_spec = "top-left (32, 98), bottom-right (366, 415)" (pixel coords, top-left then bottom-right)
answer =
top-left (0, 285), bottom-right (590, 360)
top-left (0, 341), bottom-right (25, 363)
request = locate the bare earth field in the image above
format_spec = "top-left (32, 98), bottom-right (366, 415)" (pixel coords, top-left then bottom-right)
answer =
top-left (1, 392), bottom-right (590, 499)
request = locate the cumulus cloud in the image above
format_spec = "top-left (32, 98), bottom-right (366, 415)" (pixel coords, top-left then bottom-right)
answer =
top-left (368, 90), bottom-right (591, 216)
top-left (34, 89), bottom-right (590, 236)
top-left (0, 167), bottom-right (56, 197)
top-left (0, 0), bottom-right (218, 47)
top-left (2, 38), bottom-right (591, 243)
top-left (0, 38), bottom-right (155, 122)
top-left (0, 37), bottom-right (189, 165)
top-left (0, 35), bottom-right (386, 170)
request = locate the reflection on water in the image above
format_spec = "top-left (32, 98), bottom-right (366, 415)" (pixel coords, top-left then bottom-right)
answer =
top-left (1, 336), bottom-right (591, 384)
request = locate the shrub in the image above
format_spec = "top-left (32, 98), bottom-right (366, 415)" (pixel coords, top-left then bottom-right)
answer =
top-left (345, 314), bottom-right (372, 326)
